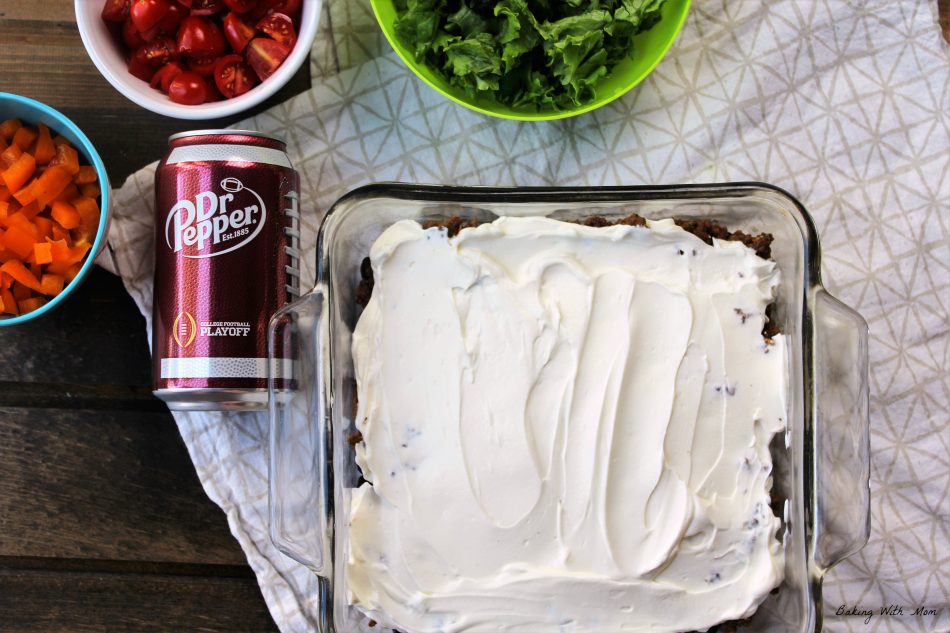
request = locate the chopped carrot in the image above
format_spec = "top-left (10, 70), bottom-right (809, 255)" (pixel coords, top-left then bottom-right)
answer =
top-left (32, 124), bottom-right (56, 165)
top-left (0, 119), bottom-right (22, 141)
top-left (11, 126), bottom-right (37, 151)
top-left (33, 241), bottom-right (53, 265)
top-left (0, 143), bottom-right (22, 170)
top-left (1, 152), bottom-right (36, 192)
top-left (49, 143), bottom-right (79, 175)
top-left (17, 296), bottom-right (46, 312)
top-left (1, 287), bottom-right (18, 314)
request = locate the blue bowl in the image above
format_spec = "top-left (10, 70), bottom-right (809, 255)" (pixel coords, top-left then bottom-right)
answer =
top-left (0, 93), bottom-right (111, 326)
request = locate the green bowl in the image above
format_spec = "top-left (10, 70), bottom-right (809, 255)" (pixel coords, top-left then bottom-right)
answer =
top-left (370, 0), bottom-right (691, 121)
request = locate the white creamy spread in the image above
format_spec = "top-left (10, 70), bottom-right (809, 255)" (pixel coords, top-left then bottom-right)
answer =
top-left (348, 216), bottom-right (787, 633)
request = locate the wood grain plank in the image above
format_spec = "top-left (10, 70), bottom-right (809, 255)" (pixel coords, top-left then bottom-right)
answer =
top-left (0, 568), bottom-right (279, 632)
top-left (0, 268), bottom-right (153, 390)
top-left (0, 406), bottom-right (249, 566)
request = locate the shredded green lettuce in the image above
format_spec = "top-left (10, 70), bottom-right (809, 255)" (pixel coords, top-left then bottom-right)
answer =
top-left (392, 0), bottom-right (667, 110)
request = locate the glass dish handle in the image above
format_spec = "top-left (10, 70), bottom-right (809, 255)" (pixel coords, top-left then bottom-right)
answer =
top-left (268, 289), bottom-right (330, 576)
top-left (812, 290), bottom-right (870, 572)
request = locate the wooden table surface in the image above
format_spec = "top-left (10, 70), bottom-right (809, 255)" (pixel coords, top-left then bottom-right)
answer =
top-left (0, 2), bottom-right (947, 632)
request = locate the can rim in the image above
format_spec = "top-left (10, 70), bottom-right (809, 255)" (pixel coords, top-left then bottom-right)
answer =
top-left (168, 129), bottom-right (285, 144)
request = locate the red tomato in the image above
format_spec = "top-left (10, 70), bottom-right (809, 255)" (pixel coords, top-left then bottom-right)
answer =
top-left (188, 0), bottom-right (225, 15)
top-left (256, 12), bottom-right (296, 48)
top-left (222, 11), bottom-right (256, 53)
top-left (168, 71), bottom-right (209, 104)
top-left (186, 55), bottom-right (219, 77)
top-left (176, 15), bottom-right (226, 58)
top-left (128, 49), bottom-right (156, 81)
top-left (139, 36), bottom-right (178, 66)
top-left (250, 0), bottom-right (300, 20)
top-left (122, 18), bottom-right (147, 48)
top-left (130, 0), bottom-right (171, 33)
top-left (213, 54), bottom-right (257, 97)
top-left (223, 0), bottom-right (257, 12)
top-left (149, 61), bottom-right (185, 91)
top-left (102, 0), bottom-right (131, 22)
top-left (245, 37), bottom-right (290, 81)
top-left (155, 0), bottom-right (187, 34)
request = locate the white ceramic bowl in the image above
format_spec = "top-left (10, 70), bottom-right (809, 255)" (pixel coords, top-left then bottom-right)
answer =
top-left (75, 0), bottom-right (320, 120)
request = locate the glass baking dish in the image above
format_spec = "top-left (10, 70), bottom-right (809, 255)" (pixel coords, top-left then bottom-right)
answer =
top-left (267, 183), bottom-right (870, 633)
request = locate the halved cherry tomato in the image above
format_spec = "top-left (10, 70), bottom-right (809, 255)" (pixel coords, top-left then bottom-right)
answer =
top-left (222, 11), bottom-right (256, 53)
top-left (155, 0), bottom-right (187, 34)
top-left (130, 0), bottom-right (170, 33)
top-left (245, 37), bottom-right (290, 81)
top-left (250, 0), bottom-right (300, 21)
top-left (150, 61), bottom-right (185, 92)
top-left (245, 37), bottom-right (291, 81)
top-left (127, 49), bottom-right (156, 81)
top-left (186, 55), bottom-right (218, 77)
top-left (140, 36), bottom-right (178, 66)
top-left (177, 15), bottom-right (226, 58)
top-left (122, 18), bottom-right (147, 49)
top-left (188, 0), bottom-right (225, 15)
top-left (168, 71), bottom-right (209, 104)
top-left (102, 0), bottom-right (131, 22)
top-left (256, 12), bottom-right (296, 48)
top-left (224, 0), bottom-right (257, 12)
top-left (214, 54), bottom-right (256, 98)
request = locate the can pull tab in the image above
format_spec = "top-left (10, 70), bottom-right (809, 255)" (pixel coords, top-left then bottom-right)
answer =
top-left (283, 191), bottom-right (301, 299)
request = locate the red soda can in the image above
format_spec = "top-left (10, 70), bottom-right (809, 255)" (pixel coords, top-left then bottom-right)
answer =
top-left (152, 130), bottom-right (299, 410)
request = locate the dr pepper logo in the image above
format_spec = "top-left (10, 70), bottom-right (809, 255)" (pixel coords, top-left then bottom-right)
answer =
top-left (165, 177), bottom-right (265, 258)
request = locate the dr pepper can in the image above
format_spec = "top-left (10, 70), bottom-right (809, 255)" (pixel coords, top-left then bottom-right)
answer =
top-left (152, 130), bottom-right (299, 410)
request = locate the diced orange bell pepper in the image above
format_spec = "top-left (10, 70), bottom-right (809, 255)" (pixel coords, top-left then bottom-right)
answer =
top-left (30, 165), bottom-right (71, 208)
top-left (0, 201), bottom-right (8, 219)
top-left (0, 272), bottom-right (11, 289)
top-left (6, 211), bottom-right (37, 238)
top-left (39, 273), bottom-right (64, 296)
top-left (80, 183), bottom-right (101, 199)
top-left (11, 126), bottom-right (37, 151)
top-left (50, 225), bottom-right (70, 243)
top-left (54, 183), bottom-right (79, 203)
top-left (0, 137), bottom-right (6, 153)
top-left (32, 124), bottom-right (56, 165)
top-left (0, 143), bottom-right (22, 170)
top-left (49, 143), bottom-right (79, 175)
top-left (17, 296), bottom-right (46, 312)
top-left (0, 186), bottom-right (10, 203)
top-left (51, 201), bottom-right (80, 229)
top-left (0, 287), bottom-right (18, 314)
top-left (2, 224), bottom-right (35, 259)
top-left (75, 165), bottom-right (97, 185)
top-left (33, 241), bottom-right (53, 265)
top-left (32, 215), bottom-right (52, 239)
top-left (0, 119), bottom-right (22, 141)
top-left (1, 152), bottom-right (36, 192)
top-left (1, 259), bottom-right (42, 292)
top-left (52, 134), bottom-right (68, 147)
top-left (12, 181), bottom-right (36, 206)
top-left (18, 200), bottom-right (41, 220)
top-left (72, 196), bottom-right (100, 241)
top-left (11, 282), bottom-right (31, 301)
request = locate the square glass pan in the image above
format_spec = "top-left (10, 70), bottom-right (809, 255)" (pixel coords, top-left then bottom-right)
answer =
top-left (268, 183), bottom-right (869, 633)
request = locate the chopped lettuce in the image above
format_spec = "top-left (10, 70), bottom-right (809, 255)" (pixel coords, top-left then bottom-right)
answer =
top-left (392, 0), bottom-right (667, 110)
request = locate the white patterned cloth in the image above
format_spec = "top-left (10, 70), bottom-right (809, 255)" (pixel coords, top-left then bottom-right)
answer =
top-left (102, 1), bottom-right (950, 631)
